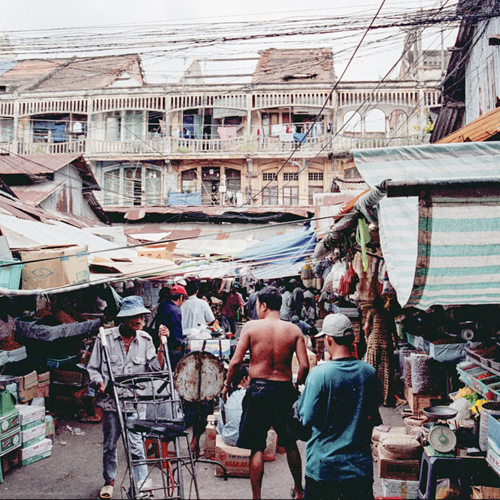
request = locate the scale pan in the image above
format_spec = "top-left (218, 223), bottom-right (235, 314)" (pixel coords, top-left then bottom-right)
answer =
top-left (423, 406), bottom-right (458, 421)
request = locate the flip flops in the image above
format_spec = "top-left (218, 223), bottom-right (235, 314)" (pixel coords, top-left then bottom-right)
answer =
top-left (99, 484), bottom-right (113, 499)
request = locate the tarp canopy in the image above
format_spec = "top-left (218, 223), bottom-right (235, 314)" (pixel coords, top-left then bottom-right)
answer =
top-left (234, 224), bottom-right (316, 265)
top-left (353, 142), bottom-right (500, 309)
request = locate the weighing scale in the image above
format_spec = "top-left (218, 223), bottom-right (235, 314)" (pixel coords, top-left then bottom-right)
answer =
top-left (422, 406), bottom-right (458, 457)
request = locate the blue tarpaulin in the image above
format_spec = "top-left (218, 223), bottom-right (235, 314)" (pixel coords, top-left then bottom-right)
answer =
top-left (235, 224), bottom-right (316, 265)
top-left (168, 191), bottom-right (202, 206)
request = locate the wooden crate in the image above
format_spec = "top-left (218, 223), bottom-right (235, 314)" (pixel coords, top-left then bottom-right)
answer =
top-left (404, 385), bottom-right (443, 416)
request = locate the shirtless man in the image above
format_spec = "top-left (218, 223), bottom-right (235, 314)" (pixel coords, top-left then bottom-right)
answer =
top-left (222, 286), bottom-right (309, 499)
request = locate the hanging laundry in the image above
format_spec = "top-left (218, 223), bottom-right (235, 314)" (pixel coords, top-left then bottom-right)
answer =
top-left (271, 124), bottom-right (286, 136)
top-left (294, 132), bottom-right (307, 144)
top-left (279, 132), bottom-right (294, 142)
top-left (217, 127), bottom-right (238, 140)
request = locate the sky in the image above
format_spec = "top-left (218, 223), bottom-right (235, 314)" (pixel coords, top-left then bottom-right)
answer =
top-left (1, 0), bottom-right (459, 83)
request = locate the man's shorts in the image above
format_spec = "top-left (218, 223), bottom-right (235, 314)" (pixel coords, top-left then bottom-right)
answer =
top-left (237, 378), bottom-right (298, 452)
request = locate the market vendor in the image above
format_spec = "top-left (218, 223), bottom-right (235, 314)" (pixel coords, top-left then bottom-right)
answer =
top-left (87, 295), bottom-right (169, 499)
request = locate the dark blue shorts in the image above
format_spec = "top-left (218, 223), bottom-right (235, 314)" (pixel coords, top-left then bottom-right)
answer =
top-left (237, 378), bottom-right (297, 452)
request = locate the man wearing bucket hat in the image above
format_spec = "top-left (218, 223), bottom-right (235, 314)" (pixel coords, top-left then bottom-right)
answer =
top-left (298, 314), bottom-right (381, 500)
top-left (87, 295), bottom-right (169, 499)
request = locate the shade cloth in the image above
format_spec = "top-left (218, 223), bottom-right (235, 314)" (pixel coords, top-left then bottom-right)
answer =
top-left (353, 142), bottom-right (500, 309)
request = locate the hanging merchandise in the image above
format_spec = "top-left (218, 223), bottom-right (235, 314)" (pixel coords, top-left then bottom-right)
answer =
top-left (321, 259), bottom-right (346, 294)
top-left (353, 253), bottom-right (378, 303)
top-left (338, 263), bottom-right (359, 297)
top-left (356, 218), bottom-right (371, 272)
top-left (301, 261), bottom-right (314, 289)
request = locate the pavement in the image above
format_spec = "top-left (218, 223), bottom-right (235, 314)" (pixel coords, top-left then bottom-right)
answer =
top-left (0, 406), bottom-right (406, 499)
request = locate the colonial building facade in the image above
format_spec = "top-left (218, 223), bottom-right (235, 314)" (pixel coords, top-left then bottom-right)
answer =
top-left (0, 49), bottom-right (441, 210)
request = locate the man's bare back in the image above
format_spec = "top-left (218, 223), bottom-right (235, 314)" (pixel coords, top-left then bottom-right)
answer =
top-left (222, 287), bottom-right (308, 500)
top-left (242, 316), bottom-right (306, 382)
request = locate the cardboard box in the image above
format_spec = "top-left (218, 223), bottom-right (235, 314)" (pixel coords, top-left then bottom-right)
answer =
top-left (21, 423), bottom-right (45, 448)
top-left (214, 430), bottom-right (277, 477)
top-left (378, 446), bottom-right (420, 481)
top-left (36, 384), bottom-right (50, 399)
top-left (0, 410), bottom-right (19, 436)
top-left (292, 349), bottom-right (317, 376)
top-left (0, 427), bottom-right (20, 457)
top-left (381, 478), bottom-right (419, 499)
top-left (472, 486), bottom-right (500, 499)
top-left (214, 435), bottom-right (251, 477)
top-left (16, 371), bottom-right (38, 391)
top-left (22, 448), bottom-right (51, 466)
top-left (205, 421), bottom-right (217, 460)
top-left (17, 386), bottom-right (37, 404)
top-left (37, 372), bottom-right (50, 385)
top-left (138, 242), bottom-right (176, 261)
top-left (21, 438), bottom-right (52, 466)
top-left (16, 405), bottom-right (45, 430)
top-left (20, 245), bottom-right (89, 290)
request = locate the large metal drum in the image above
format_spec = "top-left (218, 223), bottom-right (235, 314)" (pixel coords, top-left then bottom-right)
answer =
top-left (174, 351), bottom-right (224, 402)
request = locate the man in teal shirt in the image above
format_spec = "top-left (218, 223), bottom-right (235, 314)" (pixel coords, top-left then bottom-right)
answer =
top-left (298, 314), bottom-right (381, 500)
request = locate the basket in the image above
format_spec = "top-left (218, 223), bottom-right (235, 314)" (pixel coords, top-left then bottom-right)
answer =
top-left (0, 259), bottom-right (24, 290)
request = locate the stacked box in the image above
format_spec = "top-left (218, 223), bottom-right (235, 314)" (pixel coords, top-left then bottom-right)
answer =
top-left (16, 371), bottom-right (38, 403)
top-left (36, 372), bottom-right (50, 399)
top-left (0, 427), bottom-right (21, 456)
top-left (21, 438), bottom-right (52, 466)
top-left (0, 410), bottom-right (19, 436)
top-left (16, 405), bottom-right (45, 430)
top-left (21, 424), bottom-right (45, 448)
top-left (381, 478), bottom-right (419, 499)
top-left (378, 447), bottom-right (420, 481)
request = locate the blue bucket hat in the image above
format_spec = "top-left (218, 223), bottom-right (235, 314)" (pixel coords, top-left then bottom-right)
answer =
top-left (116, 296), bottom-right (150, 318)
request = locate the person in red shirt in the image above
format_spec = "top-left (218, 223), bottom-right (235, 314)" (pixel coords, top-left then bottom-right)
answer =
top-left (221, 285), bottom-right (245, 334)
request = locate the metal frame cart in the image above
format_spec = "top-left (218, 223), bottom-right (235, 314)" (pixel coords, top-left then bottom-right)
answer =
top-left (99, 328), bottom-right (226, 499)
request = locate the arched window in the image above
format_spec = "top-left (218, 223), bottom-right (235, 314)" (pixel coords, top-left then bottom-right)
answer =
top-left (343, 111), bottom-right (362, 134)
top-left (103, 163), bottom-right (162, 206)
top-left (389, 109), bottom-right (409, 137)
top-left (365, 108), bottom-right (386, 134)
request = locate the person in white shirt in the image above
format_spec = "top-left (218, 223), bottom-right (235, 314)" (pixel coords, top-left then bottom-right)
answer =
top-left (181, 281), bottom-right (215, 332)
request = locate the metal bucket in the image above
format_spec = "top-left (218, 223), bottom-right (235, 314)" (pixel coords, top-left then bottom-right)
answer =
top-left (479, 402), bottom-right (500, 451)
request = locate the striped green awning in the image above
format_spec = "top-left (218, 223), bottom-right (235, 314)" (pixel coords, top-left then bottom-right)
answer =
top-left (353, 142), bottom-right (500, 309)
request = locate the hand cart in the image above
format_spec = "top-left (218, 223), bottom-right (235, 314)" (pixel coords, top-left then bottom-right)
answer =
top-left (99, 328), bottom-right (226, 499)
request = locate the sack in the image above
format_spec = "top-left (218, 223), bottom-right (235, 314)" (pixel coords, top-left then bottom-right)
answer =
top-left (379, 435), bottom-right (421, 460)
top-left (287, 396), bottom-right (312, 442)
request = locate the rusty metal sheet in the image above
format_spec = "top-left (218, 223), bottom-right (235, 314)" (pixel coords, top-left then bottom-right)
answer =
top-left (173, 351), bottom-right (224, 402)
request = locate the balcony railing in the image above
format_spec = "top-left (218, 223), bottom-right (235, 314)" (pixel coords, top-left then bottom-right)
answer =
top-left (11, 133), bottom-right (428, 157)
top-left (17, 139), bottom-right (87, 155)
top-left (88, 138), bottom-right (166, 155)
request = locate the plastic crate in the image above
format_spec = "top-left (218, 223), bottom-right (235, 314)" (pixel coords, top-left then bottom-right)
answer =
top-left (46, 355), bottom-right (77, 369)
top-left (0, 260), bottom-right (24, 290)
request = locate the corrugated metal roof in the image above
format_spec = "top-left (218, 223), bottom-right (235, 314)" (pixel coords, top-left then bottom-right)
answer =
top-left (12, 181), bottom-right (66, 206)
top-left (122, 222), bottom-right (300, 242)
top-left (437, 105), bottom-right (500, 143)
top-left (252, 48), bottom-right (334, 84)
top-left (0, 154), bottom-right (80, 175)
top-left (332, 178), bottom-right (370, 191)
